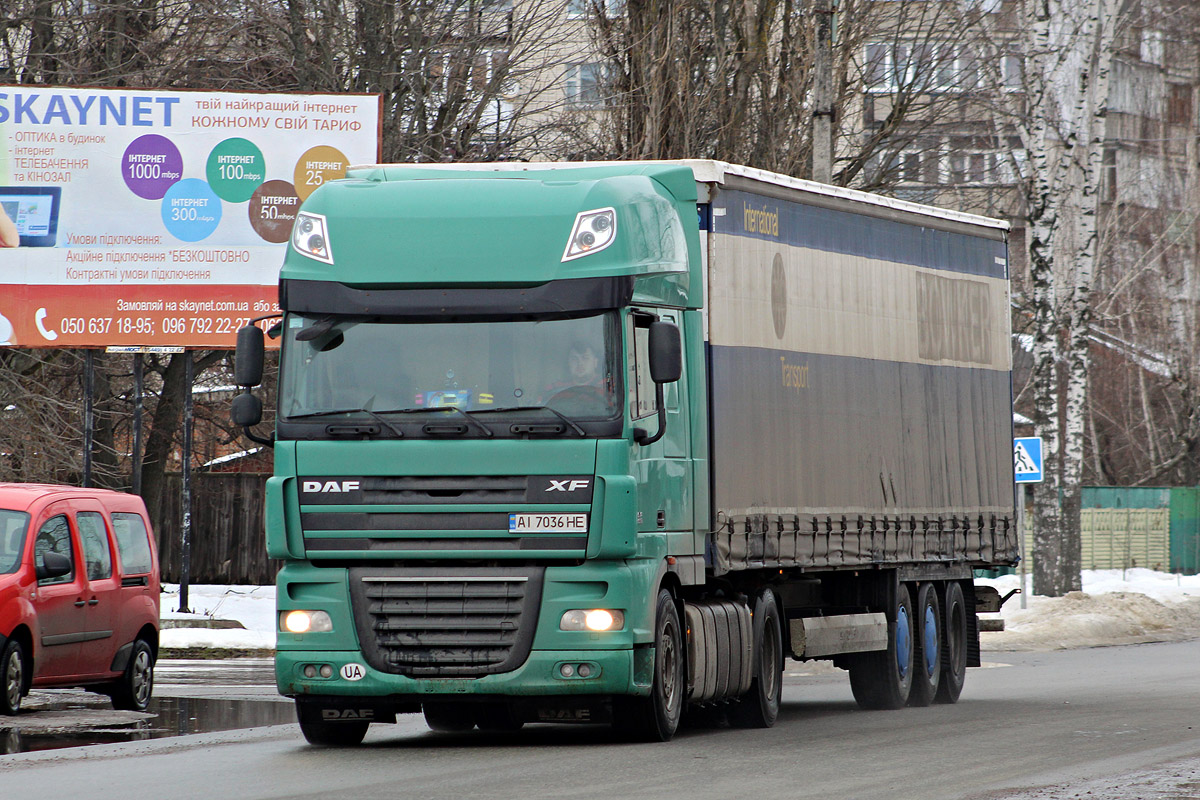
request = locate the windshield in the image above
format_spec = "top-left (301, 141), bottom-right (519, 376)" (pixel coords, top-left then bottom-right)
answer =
top-left (279, 312), bottom-right (622, 426)
top-left (0, 510), bottom-right (30, 575)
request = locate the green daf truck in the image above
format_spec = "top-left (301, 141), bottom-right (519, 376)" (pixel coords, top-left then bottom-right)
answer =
top-left (233, 160), bottom-right (1018, 745)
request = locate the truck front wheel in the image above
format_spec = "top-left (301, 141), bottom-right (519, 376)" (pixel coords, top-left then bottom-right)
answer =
top-left (299, 717), bottom-right (369, 747)
top-left (612, 589), bottom-right (684, 742)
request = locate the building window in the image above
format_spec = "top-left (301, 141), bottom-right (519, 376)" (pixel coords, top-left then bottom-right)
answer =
top-left (566, 0), bottom-right (623, 18)
top-left (1168, 84), bottom-right (1193, 126)
top-left (564, 63), bottom-right (608, 107)
top-left (865, 42), bottom-right (1018, 94)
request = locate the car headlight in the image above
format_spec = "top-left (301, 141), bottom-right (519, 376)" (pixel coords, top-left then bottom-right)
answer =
top-left (292, 211), bottom-right (334, 264)
top-left (562, 208), bottom-right (617, 261)
top-left (560, 609), bottom-right (625, 632)
top-left (281, 609), bottom-right (333, 633)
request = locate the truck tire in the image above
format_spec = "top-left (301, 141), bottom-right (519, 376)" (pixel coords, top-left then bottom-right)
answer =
top-left (476, 703), bottom-right (524, 731)
top-left (729, 588), bottom-right (782, 728)
top-left (299, 717), bottom-right (369, 746)
top-left (934, 582), bottom-right (968, 704)
top-left (612, 589), bottom-right (684, 742)
top-left (2, 638), bottom-right (26, 715)
top-left (849, 583), bottom-right (914, 710)
top-left (908, 583), bottom-right (942, 707)
top-left (423, 703), bottom-right (477, 732)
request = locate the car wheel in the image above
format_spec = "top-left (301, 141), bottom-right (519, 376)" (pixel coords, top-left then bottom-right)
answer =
top-left (110, 639), bottom-right (155, 712)
top-left (1, 639), bottom-right (26, 716)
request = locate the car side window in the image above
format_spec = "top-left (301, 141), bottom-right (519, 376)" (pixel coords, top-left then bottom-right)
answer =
top-left (110, 512), bottom-right (153, 575)
top-left (77, 511), bottom-right (113, 580)
top-left (34, 514), bottom-right (75, 585)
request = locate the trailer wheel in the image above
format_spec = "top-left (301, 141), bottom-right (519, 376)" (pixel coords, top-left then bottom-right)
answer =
top-left (612, 589), bottom-right (684, 742)
top-left (298, 717), bottom-right (369, 747)
top-left (908, 583), bottom-right (941, 707)
top-left (729, 588), bottom-right (782, 728)
top-left (424, 703), bottom-right (477, 732)
top-left (849, 583), bottom-right (914, 710)
top-left (934, 582), bottom-right (968, 704)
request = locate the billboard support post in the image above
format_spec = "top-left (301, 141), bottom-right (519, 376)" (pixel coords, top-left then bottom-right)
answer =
top-left (82, 349), bottom-right (94, 488)
top-left (179, 351), bottom-right (193, 614)
top-left (132, 354), bottom-right (143, 496)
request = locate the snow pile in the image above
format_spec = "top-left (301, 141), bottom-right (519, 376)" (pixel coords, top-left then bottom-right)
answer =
top-left (979, 569), bottom-right (1200, 651)
top-left (160, 584), bottom-right (277, 650)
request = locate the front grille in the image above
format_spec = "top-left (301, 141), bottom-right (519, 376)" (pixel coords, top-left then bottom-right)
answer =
top-left (349, 566), bottom-right (544, 677)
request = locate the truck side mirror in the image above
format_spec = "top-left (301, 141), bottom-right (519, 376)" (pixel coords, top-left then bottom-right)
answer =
top-left (235, 324), bottom-right (265, 387)
top-left (635, 321), bottom-right (682, 447)
top-left (232, 392), bottom-right (263, 427)
top-left (648, 321), bottom-right (682, 384)
top-left (36, 550), bottom-right (72, 581)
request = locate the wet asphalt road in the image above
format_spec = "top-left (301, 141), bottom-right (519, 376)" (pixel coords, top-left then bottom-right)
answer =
top-left (1, 642), bottom-right (1199, 799)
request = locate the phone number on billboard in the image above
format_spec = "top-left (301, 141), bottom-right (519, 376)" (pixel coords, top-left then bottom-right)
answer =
top-left (56, 316), bottom-right (254, 336)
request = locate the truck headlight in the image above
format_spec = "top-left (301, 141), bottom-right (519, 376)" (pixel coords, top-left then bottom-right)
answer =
top-left (560, 609), bottom-right (625, 632)
top-left (292, 211), bottom-right (334, 264)
top-left (281, 609), bottom-right (333, 633)
top-left (562, 208), bottom-right (616, 261)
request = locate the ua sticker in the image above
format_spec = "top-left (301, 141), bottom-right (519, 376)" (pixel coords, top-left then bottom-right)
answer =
top-left (340, 663), bottom-right (366, 681)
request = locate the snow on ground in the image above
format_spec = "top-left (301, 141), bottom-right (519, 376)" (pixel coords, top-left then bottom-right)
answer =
top-left (160, 584), bottom-right (277, 650)
top-left (157, 569), bottom-right (1200, 654)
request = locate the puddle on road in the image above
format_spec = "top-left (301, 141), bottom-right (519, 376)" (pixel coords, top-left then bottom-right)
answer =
top-left (1, 695), bottom-right (296, 755)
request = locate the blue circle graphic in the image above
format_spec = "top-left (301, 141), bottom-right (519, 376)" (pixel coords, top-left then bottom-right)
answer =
top-left (161, 178), bottom-right (222, 242)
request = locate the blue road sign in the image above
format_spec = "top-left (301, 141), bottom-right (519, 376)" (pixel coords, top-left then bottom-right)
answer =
top-left (1014, 437), bottom-right (1044, 483)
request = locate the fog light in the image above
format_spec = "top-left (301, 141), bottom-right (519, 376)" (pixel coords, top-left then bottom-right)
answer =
top-left (319, 664), bottom-right (333, 678)
top-left (303, 664), bottom-right (317, 678)
top-left (281, 609), bottom-right (333, 634)
top-left (577, 663), bottom-right (593, 678)
top-left (560, 663), bottom-right (575, 678)
top-left (560, 609), bottom-right (625, 632)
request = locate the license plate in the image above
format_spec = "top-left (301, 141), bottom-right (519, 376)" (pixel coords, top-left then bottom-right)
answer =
top-left (509, 513), bottom-right (588, 533)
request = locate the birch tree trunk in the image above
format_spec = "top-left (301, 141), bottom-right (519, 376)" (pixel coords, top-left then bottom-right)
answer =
top-left (1020, 0), bottom-right (1120, 596)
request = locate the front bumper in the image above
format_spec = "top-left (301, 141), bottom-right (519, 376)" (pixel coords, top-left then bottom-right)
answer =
top-left (277, 646), bottom-right (649, 698)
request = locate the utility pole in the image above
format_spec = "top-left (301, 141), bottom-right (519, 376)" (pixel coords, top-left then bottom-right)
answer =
top-left (812, 1), bottom-right (836, 183)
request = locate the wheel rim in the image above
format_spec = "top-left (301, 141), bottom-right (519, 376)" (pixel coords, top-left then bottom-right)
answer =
top-left (4, 649), bottom-right (21, 710)
top-left (923, 603), bottom-right (940, 677)
top-left (131, 648), bottom-right (153, 706)
top-left (895, 604), bottom-right (911, 680)
top-left (659, 617), bottom-right (680, 711)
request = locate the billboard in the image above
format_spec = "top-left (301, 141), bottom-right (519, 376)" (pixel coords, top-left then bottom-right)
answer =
top-left (0, 87), bottom-right (380, 348)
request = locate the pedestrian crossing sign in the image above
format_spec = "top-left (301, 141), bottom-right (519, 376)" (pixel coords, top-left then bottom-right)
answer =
top-left (1014, 437), bottom-right (1043, 483)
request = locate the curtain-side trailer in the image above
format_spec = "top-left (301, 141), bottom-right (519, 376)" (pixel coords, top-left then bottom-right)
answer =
top-left (233, 160), bottom-right (1019, 745)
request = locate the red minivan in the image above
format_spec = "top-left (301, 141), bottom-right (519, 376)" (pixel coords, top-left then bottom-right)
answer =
top-left (0, 484), bottom-right (160, 715)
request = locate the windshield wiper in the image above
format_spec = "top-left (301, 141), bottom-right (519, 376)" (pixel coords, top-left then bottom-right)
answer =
top-left (479, 405), bottom-right (587, 437)
top-left (429, 405), bottom-right (494, 438)
top-left (286, 408), bottom-right (404, 438)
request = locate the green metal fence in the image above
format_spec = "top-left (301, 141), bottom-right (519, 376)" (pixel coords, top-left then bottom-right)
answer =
top-left (1081, 487), bottom-right (1200, 574)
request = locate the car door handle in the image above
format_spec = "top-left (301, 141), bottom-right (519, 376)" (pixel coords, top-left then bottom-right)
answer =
top-left (74, 600), bottom-right (86, 607)
top-left (87, 598), bottom-right (99, 605)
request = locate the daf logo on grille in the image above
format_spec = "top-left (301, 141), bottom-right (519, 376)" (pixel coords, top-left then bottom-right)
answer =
top-left (303, 480), bottom-right (361, 493)
top-left (547, 480), bottom-right (590, 492)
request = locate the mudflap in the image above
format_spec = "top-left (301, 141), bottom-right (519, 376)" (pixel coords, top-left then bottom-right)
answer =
top-left (295, 696), bottom-right (408, 725)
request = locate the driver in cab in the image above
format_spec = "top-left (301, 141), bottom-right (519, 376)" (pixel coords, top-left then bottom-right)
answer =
top-left (541, 341), bottom-right (615, 413)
